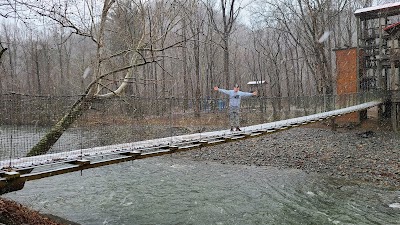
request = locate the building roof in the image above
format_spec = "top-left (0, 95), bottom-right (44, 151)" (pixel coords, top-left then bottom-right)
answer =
top-left (354, 2), bottom-right (400, 19)
top-left (247, 80), bottom-right (266, 85)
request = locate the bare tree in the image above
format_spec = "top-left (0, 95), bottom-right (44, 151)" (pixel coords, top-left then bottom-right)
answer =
top-left (0, 39), bottom-right (6, 93)
top-left (0, 0), bottom-right (183, 156)
top-left (1, 24), bottom-right (17, 92)
top-left (184, 0), bottom-right (205, 116)
top-left (252, 0), bottom-right (349, 97)
top-left (0, 41), bottom-right (6, 60)
top-left (203, 15), bottom-right (219, 102)
top-left (0, 0), bottom-right (376, 158)
top-left (180, 15), bottom-right (190, 110)
top-left (207, 0), bottom-right (241, 88)
top-left (173, 0), bottom-right (207, 115)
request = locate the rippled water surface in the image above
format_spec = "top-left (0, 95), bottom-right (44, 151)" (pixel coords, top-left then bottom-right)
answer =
top-left (4, 156), bottom-right (399, 225)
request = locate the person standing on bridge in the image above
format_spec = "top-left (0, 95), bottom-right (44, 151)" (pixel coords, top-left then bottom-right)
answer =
top-left (214, 84), bottom-right (257, 131)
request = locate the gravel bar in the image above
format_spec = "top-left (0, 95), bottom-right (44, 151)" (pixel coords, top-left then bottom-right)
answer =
top-left (173, 123), bottom-right (400, 187)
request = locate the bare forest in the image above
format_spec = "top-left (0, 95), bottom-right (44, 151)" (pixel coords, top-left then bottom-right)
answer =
top-left (0, 0), bottom-right (389, 157)
top-left (1, 0), bottom-right (381, 98)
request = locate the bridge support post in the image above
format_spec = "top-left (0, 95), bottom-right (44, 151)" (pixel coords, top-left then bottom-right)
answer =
top-left (330, 118), bottom-right (337, 131)
top-left (0, 179), bottom-right (26, 195)
top-left (378, 101), bottom-right (392, 120)
top-left (390, 91), bottom-right (400, 133)
top-left (0, 171), bottom-right (26, 195)
top-left (392, 102), bottom-right (399, 133)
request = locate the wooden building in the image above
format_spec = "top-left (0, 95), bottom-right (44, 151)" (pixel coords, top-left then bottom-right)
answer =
top-left (352, 2), bottom-right (400, 131)
top-left (383, 21), bottom-right (400, 131)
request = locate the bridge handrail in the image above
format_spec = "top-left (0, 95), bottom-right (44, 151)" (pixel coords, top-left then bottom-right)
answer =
top-left (0, 100), bottom-right (382, 171)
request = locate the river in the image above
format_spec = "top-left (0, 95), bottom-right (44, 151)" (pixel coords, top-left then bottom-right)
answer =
top-left (3, 156), bottom-right (400, 225)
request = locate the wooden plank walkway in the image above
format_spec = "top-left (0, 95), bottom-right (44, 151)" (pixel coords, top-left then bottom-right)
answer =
top-left (0, 101), bottom-right (381, 194)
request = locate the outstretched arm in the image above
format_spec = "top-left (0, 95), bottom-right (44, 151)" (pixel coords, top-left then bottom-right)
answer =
top-left (239, 90), bottom-right (257, 97)
top-left (214, 86), bottom-right (229, 95)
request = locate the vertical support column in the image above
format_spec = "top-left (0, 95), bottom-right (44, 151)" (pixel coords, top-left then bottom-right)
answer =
top-left (392, 101), bottom-right (399, 133)
top-left (356, 17), bottom-right (361, 92)
top-left (389, 36), bottom-right (399, 131)
top-left (377, 17), bottom-right (383, 90)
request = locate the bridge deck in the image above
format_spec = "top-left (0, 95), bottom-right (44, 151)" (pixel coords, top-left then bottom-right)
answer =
top-left (0, 101), bottom-right (381, 193)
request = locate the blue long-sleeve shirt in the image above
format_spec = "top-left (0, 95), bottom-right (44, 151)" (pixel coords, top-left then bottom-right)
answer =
top-left (218, 89), bottom-right (253, 108)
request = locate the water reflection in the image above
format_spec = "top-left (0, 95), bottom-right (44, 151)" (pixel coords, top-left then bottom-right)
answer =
top-left (4, 157), bottom-right (400, 225)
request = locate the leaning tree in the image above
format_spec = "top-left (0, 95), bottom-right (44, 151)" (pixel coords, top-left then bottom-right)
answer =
top-left (2, 0), bottom-right (183, 156)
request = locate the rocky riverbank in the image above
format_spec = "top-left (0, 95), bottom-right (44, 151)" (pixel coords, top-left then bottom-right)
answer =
top-left (173, 120), bottom-right (400, 188)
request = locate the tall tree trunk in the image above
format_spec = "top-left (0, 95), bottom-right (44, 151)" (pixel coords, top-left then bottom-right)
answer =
top-left (182, 27), bottom-right (189, 111)
top-left (34, 45), bottom-right (42, 95)
top-left (223, 34), bottom-right (230, 88)
top-left (194, 27), bottom-right (201, 117)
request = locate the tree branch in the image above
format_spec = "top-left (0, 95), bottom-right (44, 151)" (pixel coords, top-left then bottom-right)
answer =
top-left (0, 42), bottom-right (7, 60)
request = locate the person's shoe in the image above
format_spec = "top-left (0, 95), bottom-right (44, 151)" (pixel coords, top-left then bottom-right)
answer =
top-left (236, 127), bottom-right (241, 131)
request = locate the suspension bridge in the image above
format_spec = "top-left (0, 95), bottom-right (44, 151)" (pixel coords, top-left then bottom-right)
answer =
top-left (0, 91), bottom-right (385, 194)
top-left (1, 2), bottom-right (400, 195)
